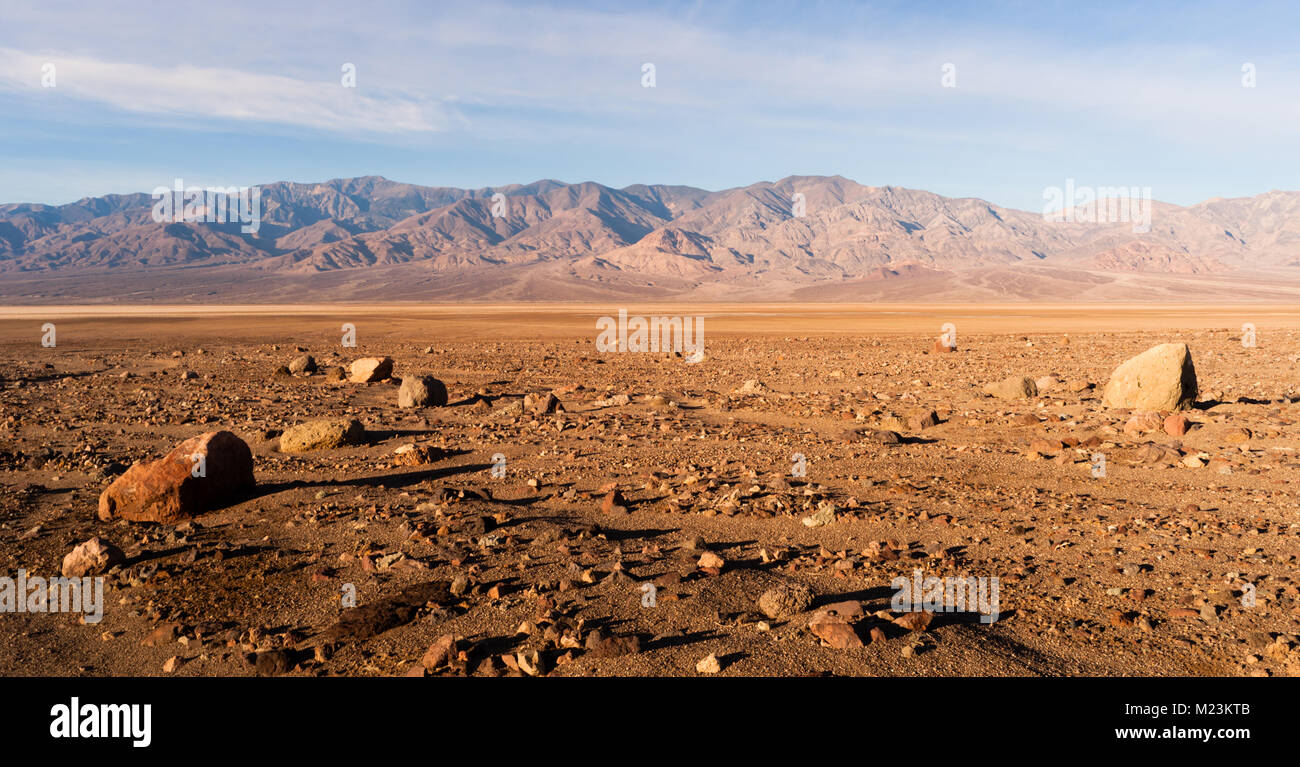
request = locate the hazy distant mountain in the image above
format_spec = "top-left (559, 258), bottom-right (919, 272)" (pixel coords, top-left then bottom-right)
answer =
top-left (2, 175), bottom-right (1299, 302)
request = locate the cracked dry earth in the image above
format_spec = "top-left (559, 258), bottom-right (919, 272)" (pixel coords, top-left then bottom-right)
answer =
top-left (2, 309), bottom-right (1299, 677)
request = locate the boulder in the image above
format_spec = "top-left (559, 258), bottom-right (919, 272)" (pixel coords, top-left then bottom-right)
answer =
top-left (349, 357), bottom-right (394, 383)
top-left (62, 537), bottom-right (126, 577)
top-left (98, 431), bottom-right (255, 523)
top-left (1102, 343), bottom-right (1197, 411)
top-left (758, 582), bottom-right (815, 620)
top-left (983, 376), bottom-right (1038, 400)
top-left (279, 418), bottom-right (366, 452)
top-left (398, 375), bottom-right (448, 408)
top-left (288, 354), bottom-right (317, 375)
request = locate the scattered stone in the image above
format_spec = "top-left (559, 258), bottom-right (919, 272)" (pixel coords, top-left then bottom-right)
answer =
top-left (695, 653), bottom-right (722, 674)
top-left (586, 631), bottom-right (642, 658)
top-left (525, 391), bottom-right (561, 414)
top-left (841, 428), bottom-right (901, 445)
top-left (421, 635), bottom-right (456, 669)
top-left (255, 649), bottom-right (295, 677)
top-left (1123, 412), bottom-right (1164, 436)
top-left (392, 444), bottom-right (446, 466)
top-left (908, 409), bottom-right (940, 430)
top-left (802, 503), bottom-right (837, 528)
top-left (601, 488), bottom-right (628, 515)
top-left (984, 376), bottom-right (1038, 400)
top-left (698, 551), bottom-right (725, 570)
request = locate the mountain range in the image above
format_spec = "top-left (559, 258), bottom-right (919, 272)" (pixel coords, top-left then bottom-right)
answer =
top-left (3, 175), bottom-right (1300, 303)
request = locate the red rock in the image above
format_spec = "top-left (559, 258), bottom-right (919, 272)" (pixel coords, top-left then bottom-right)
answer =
top-left (930, 338), bottom-right (956, 353)
top-left (892, 611), bottom-right (934, 632)
top-left (1163, 413), bottom-right (1189, 436)
top-left (421, 635), bottom-right (456, 669)
top-left (601, 488), bottom-right (627, 514)
top-left (819, 600), bottom-right (864, 620)
top-left (809, 612), bottom-right (863, 648)
top-left (1029, 438), bottom-right (1064, 455)
top-left (98, 431), bottom-right (255, 523)
top-left (142, 622), bottom-right (180, 647)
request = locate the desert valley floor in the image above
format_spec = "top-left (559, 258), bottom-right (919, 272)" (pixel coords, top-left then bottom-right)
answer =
top-left (1, 303), bottom-right (1298, 676)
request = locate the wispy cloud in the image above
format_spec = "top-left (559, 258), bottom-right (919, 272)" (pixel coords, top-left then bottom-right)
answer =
top-left (0, 47), bottom-right (458, 134)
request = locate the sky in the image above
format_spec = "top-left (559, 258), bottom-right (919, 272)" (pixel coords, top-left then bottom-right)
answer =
top-left (1, 0), bottom-right (1298, 211)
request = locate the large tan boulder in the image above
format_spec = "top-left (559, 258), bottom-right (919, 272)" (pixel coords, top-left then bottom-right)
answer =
top-left (398, 375), bottom-right (448, 408)
top-left (98, 431), bottom-right (255, 523)
top-left (1102, 343), bottom-right (1197, 411)
top-left (349, 357), bottom-right (394, 383)
top-left (279, 418), bottom-right (366, 452)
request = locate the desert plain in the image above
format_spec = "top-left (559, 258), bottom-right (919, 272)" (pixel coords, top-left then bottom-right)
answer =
top-left (1, 302), bottom-right (1299, 677)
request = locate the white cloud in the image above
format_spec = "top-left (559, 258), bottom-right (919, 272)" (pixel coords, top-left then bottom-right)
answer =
top-left (0, 47), bottom-right (457, 134)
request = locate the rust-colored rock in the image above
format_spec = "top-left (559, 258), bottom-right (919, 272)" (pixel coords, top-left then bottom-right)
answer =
top-left (809, 610), bottom-right (863, 649)
top-left (98, 431), bottom-right (254, 523)
top-left (892, 611), bottom-right (934, 632)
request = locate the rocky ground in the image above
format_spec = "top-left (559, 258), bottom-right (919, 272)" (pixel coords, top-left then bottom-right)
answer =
top-left (1, 309), bottom-right (1299, 677)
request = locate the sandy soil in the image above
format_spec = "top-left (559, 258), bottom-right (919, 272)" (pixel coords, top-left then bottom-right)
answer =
top-left (1, 304), bottom-right (1298, 677)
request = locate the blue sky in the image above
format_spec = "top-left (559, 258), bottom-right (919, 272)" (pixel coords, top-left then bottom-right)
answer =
top-left (2, 0), bottom-right (1298, 211)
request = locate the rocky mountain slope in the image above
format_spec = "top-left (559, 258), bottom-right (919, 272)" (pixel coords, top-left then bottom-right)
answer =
top-left (2, 175), bottom-right (1298, 302)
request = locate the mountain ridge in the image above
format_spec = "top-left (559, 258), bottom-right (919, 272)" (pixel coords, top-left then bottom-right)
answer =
top-left (3, 175), bottom-right (1299, 302)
